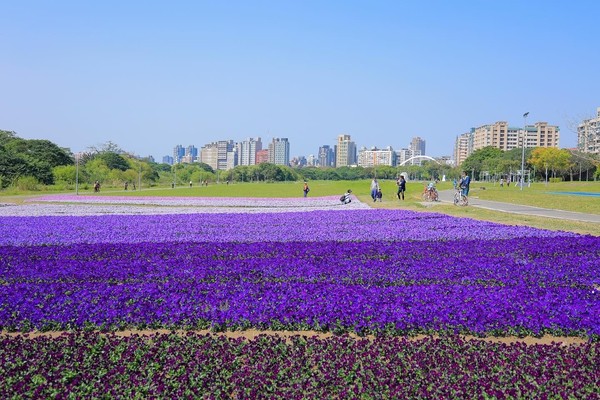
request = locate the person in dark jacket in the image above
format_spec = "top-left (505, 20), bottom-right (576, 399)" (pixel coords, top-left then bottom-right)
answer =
top-left (396, 176), bottom-right (406, 200)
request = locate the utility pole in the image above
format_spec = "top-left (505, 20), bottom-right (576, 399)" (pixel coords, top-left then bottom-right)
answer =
top-left (520, 112), bottom-right (529, 190)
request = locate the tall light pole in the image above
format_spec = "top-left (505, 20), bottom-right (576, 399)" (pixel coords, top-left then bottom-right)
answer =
top-left (520, 112), bottom-right (529, 190)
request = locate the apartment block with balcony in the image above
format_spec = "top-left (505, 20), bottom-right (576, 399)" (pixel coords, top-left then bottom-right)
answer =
top-left (357, 146), bottom-right (396, 167)
top-left (336, 134), bottom-right (357, 167)
top-left (578, 107), bottom-right (600, 154)
top-left (238, 137), bottom-right (262, 166)
top-left (268, 138), bottom-right (290, 166)
top-left (454, 131), bottom-right (473, 167)
top-left (472, 121), bottom-right (559, 152)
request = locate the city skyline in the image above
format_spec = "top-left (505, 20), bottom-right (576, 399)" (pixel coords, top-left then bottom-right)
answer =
top-left (2, 2), bottom-right (598, 160)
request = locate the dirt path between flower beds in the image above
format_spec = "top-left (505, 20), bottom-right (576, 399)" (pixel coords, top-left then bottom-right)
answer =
top-left (1, 329), bottom-right (589, 346)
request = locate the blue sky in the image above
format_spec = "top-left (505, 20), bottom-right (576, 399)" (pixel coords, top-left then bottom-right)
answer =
top-left (2, 1), bottom-right (599, 160)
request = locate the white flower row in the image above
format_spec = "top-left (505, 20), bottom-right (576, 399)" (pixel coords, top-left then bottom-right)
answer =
top-left (1, 195), bottom-right (368, 216)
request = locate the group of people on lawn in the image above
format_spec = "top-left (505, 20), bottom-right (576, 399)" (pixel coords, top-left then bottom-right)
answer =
top-left (302, 171), bottom-right (470, 204)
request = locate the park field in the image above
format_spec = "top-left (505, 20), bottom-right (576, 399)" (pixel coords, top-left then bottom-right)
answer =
top-left (48, 179), bottom-right (598, 236)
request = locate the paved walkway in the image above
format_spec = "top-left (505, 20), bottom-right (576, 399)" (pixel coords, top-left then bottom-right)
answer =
top-left (436, 190), bottom-right (600, 224)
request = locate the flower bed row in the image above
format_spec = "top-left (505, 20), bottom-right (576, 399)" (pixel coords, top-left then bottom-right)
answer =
top-left (0, 194), bottom-right (369, 217)
top-left (0, 208), bottom-right (579, 246)
top-left (1, 332), bottom-right (598, 399)
top-left (2, 237), bottom-right (598, 337)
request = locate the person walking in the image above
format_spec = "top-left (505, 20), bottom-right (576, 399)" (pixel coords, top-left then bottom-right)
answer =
top-left (396, 176), bottom-right (406, 200)
top-left (303, 181), bottom-right (310, 197)
top-left (370, 178), bottom-right (379, 202)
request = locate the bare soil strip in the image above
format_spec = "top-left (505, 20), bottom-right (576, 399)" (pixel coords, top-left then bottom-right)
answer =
top-left (1, 329), bottom-right (588, 346)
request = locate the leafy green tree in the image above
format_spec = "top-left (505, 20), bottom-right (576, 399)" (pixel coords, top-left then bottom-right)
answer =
top-left (97, 152), bottom-right (129, 171)
top-left (461, 147), bottom-right (503, 179)
top-left (6, 139), bottom-right (72, 168)
top-left (0, 144), bottom-right (29, 188)
top-left (53, 165), bottom-right (78, 184)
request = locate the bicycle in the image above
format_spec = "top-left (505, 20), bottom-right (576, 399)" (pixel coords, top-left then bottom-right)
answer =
top-left (421, 186), bottom-right (439, 202)
top-left (453, 187), bottom-right (468, 206)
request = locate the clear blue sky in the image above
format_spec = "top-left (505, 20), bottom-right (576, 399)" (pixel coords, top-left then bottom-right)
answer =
top-left (2, 1), bottom-right (599, 160)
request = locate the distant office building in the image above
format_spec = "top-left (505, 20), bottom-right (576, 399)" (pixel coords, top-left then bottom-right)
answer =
top-left (181, 145), bottom-right (197, 164)
top-left (410, 137), bottom-right (426, 157)
top-left (357, 146), bottom-right (396, 167)
top-left (578, 107), bottom-right (600, 154)
top-left (256, 149), bottom-right (269, 164)
top-left (185, 145), bottom-right (198, 162)
top-left (239, 137), bottom-right (263, 166)
top-left (396, 148), bottom-right (422, 165)
top-left (173, 145), bottom-right (185, 164)
top-left (306, 154), bottom-right (317, 167)
top-left (454, 131), bottom-right (473, 167)
top-left (290, 156), bottom-right (307, 168)
top-left (336, 134), bottom-right (357, 167)
top-left (200, 143), bottom-right (218, 170)
top-left (318, 145), bottom-right (335, 167)
top-left (162, 155), bottom-right (174, 165)
top-left (268, 138), bottom-right (290, 166)
top-left (200, 140), bottom-right (236, 170)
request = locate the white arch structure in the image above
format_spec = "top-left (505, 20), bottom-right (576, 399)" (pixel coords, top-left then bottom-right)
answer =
top-left (399, 155), bottom-right (441, 166)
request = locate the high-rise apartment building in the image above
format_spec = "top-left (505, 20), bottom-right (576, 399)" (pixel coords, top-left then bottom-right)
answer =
top-left (410, 137), bottom-right (426, 157)
top-left (336, 134), bottom-right (357, 167)
top-left (173, 145), bottom-right (185, 164)
top-left (454, 120), bottom-right (561, 166)
top-left (256, 149), bottom-right (269, 164)
top-left (472, 121), bottom-right (559, 151)
top-left (578, 107), bottom-right (600, 154)
top-left (318, 145), bottom-right (335, 167)
top-left (454, 131), bottom-right (473, 167)
top-left (268, 138), bottom-right (290, 166)
top-left (181, 145), bottom-right (198, 163)
top-left (200, 140), bottom-right (236, 170)
top-left (238, 137), bottom-right (263, 166)
top-left (162, 155), bottom-right (174, 165)
top-left (357, 146), bottom-right (396, 167)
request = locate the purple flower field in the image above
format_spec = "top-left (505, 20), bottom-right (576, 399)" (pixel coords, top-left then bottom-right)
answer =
top-left (1, 196), bottom-right (599, 397)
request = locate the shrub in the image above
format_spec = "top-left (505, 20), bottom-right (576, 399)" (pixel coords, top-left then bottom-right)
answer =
top-left (15, 176), bottom-right (40, 191)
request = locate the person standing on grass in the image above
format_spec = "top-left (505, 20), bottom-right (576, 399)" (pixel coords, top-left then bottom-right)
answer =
top-left (397, 176), bottom-right (406, 200)
top-left (303, 181), bottom-right (310, 197)
top-left (370, 178), bottom-right (379, 201)
top-left (376, 188), bottom-right (383, 202)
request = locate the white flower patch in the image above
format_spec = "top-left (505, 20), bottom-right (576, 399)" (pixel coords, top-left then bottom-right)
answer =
top-left (1, 195), bottom-right (368, 216)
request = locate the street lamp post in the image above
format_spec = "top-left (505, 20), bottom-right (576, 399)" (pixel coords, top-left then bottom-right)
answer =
top-left (520, 112), bottom-right (529, 190)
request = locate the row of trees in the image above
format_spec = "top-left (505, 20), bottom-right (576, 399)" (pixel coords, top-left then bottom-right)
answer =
top-left (0, 132), bottom-right (161, 190)
top-left (2, 129), bottom-right (598, 191)
top-left (460, 146), bottom-right (599, 182)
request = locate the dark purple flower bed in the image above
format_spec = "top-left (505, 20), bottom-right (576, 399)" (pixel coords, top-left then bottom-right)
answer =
top-left (1, 332), bottom-right (598, 399)
top-left (1, 237), bottom-right (599, 338)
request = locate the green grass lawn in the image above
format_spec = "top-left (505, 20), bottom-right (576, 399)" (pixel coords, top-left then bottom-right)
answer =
top-left (468, 181), bottom-right (600, 215)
